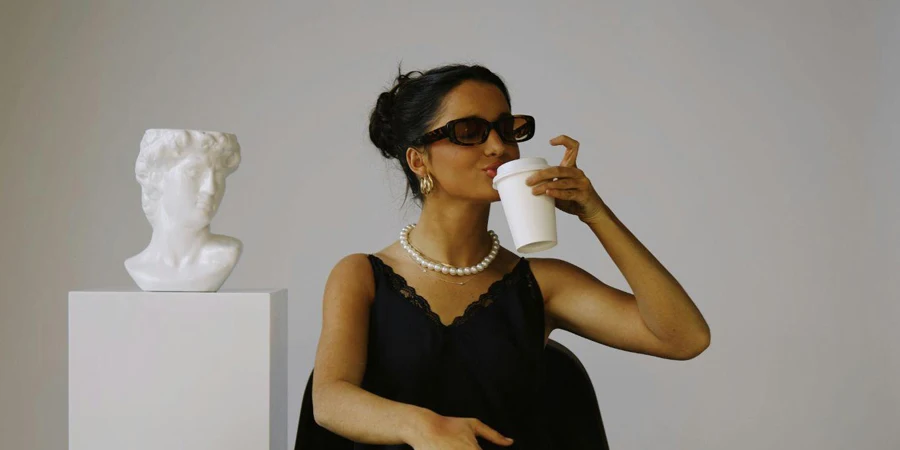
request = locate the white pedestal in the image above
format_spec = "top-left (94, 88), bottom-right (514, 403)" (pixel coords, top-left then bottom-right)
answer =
top-left (68, 289), bottom-right (288, 450)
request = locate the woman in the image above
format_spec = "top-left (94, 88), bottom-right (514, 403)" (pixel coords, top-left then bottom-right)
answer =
top-left (310, 63), bottom-right (711, 449)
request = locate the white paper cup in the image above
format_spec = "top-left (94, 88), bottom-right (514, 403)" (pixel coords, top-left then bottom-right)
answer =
top-left (492, 157), bottom-right (558, 253)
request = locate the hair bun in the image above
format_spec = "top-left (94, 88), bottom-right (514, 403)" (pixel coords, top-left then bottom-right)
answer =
top-left (369, 68), bottom-right (427, 161)
top-left (369, 91), bottom-right (398, 159)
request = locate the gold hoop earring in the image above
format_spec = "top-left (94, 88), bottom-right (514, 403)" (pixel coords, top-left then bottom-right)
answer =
top-left (419, 173), bottom-right (434, 195)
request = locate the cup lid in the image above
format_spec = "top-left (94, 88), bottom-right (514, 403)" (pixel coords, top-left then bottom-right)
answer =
top-left (492, 157), bottom-right (550, 189)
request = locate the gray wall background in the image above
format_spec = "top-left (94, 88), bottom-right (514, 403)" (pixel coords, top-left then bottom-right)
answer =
top-left (1, 1), bottom-right (896, 448)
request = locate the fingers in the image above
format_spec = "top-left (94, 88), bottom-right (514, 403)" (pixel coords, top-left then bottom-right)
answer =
top-left (550, 134), bottom-right (579, 148)
top-left (550, 135), bottom-right (579, 168)
top-left (525, 166), bottom-right (583, 186)
top-left (544, 188), bottom-right (579, 200)
top-left (471, 419), bottom-right (514, 447)
top-left (532, 176), bottom-right (586, 193)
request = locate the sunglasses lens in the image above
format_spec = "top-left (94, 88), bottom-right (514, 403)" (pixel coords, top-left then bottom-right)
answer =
top-left (453, 119), bottom-right (489, 144)
top-left (451, 116), bottom-right (534, 144)
top-left (501, 116), bottom-right (534, 142)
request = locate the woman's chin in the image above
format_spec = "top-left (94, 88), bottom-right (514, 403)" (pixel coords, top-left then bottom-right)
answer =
top-left (464, 192), bottom-right (499, 204)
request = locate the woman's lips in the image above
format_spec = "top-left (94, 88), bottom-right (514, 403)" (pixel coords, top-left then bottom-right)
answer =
top-left (484, 168), bottom-right (497, 178)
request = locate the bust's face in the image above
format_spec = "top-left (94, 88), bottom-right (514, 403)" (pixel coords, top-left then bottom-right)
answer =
top-left (159, 152), bottom-right (227, 228)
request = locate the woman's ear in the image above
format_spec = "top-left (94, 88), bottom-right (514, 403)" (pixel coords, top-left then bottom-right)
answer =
top-left (406, 146), bottom-right (429, 177)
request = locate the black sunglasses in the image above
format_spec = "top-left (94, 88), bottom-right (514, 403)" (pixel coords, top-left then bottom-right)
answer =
top-left (411, 114), bottom-right (535, 147)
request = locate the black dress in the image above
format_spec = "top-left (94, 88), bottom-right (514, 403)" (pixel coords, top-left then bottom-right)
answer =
top-left (357, 254), bottom-right (553, 450)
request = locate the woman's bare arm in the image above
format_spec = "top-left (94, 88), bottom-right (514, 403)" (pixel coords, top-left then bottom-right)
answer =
top-left (312, 253), bottom-right (437, 445)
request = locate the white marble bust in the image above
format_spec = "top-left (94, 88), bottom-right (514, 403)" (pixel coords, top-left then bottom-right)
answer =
top-left (125, 129), bottom-right (243, 292)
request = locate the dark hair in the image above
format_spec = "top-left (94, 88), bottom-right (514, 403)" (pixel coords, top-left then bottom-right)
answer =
top-left (368, 61), bottom-right (512, 206)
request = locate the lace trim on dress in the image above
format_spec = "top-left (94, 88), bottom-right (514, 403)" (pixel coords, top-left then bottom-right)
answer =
top-left (368, 254), bottom-right (529, 328)
top-left (521, 260), bottom-right (544, 305)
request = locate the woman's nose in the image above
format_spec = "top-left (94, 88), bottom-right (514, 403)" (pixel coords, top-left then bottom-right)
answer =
top-left (483, 128), bottom-right (507, 157)
top-left (199, 170), bottom-right (216, 194)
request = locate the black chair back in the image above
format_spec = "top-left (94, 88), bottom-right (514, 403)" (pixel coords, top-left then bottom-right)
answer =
top-left (293, 339), bottom-right (608, 449)
top-left (542, 339), bottom-right (610, 449)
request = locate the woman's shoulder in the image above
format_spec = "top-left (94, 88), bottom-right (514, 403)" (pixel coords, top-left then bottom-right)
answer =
top-left (328, 242), bottom-right (401, 287)
top-left (329, 252), bottom-right (379, 275)
top-left (367, 241), bottom-right (406, 267)
top-left (326, 253), bottom-right (380, 296)
top-left (518, 256), bottom-right (595, 304)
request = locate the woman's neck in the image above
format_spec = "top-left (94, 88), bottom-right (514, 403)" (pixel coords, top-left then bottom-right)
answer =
top-left (407, 199), bottom-right (495, 268)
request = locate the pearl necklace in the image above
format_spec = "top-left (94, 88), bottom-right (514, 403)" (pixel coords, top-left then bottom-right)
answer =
top-left (400, 224), bottom-right (499, 276)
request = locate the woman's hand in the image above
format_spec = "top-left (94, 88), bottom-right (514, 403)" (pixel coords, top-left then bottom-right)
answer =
top-left (407, 412), bottom-right (514, 449)
top-left (525, 135), bottom-right (607, 223)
